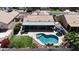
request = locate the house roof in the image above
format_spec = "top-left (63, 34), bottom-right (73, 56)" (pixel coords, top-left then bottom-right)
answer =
top-left (0, 11), bottom-right (19, 24)
top-left (64, 15), bottom-right (79, 27)
top-left (23, 10), bottom-right (54, 26)
top-left (24, 15), bottom-right (54, 22)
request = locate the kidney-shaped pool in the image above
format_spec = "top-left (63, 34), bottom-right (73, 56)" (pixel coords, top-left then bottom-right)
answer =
top-left (36, 33), bottom-right (59, 45)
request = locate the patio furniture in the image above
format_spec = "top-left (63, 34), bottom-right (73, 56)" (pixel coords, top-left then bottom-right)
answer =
top-left (46, 43), bottom-right (53, 47)
top-left (56, 31), bottom-right (62, 36)
top-left (58, 26), bottom-right (66, 35)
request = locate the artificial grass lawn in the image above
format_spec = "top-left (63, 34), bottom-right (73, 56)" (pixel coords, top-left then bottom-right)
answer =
top-left (8, 36), bottom-right (38, 48)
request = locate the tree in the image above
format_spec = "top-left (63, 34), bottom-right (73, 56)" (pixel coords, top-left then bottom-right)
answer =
top-left (69, 7), bottom-right (78, 11)
top-left (65, 32), bottom-right (78, 41)
top-left (12, 7), bottom-right (19, 10)
top-left (13, 23), bottom-right (22, 35)
top-left (64, 32), bottom-right (79, 49)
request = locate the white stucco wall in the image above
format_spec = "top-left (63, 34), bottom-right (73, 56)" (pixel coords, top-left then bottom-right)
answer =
top-left (0, 29), bottom-right (13, 42)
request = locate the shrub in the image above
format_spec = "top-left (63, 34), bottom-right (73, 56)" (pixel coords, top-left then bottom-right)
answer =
top-left (64, 32), bottom-right (79, 48)
top-left (8, 36), bottom-right (38, 48)
top-left (15, 18), bottom-right (20, 22)
top-left (14, 23), bottom-right (22, 35)
top-left (1, 38), bottom-right (10, 48)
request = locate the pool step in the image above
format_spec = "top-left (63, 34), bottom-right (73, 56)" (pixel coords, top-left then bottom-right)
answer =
top-left (36, 34), bottom-right (42, 38)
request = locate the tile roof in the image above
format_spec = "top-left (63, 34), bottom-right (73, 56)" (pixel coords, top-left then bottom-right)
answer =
top-left (24, 15), bottom-right (54, 22)
top-left (0, 11), bottom-right (19, 24)
top-left (64, 15), bottom-right (79, 27)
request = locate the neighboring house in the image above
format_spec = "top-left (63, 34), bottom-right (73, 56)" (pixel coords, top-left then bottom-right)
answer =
top-left (56, 14), bottom-right (79, 32)
top-left (0, 10), bottom-right (19, 31)
top-left (17, 7), bottom-right (27, 13)
top-left (0, 10), bottom-right (19, 42)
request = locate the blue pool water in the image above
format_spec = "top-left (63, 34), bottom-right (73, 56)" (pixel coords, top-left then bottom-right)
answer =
top-left (36, 33), bottom-right (59, 45)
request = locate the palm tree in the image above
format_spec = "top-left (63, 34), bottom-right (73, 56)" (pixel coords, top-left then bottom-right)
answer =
top-left (64, 32), bottom-right (79, 49)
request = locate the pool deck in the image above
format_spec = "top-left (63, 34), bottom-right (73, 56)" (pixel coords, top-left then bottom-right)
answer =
top-left (18, 31), bottom-right (64, 46)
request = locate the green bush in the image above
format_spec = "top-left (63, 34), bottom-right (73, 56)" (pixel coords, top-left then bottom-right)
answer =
top-left (14, 23), bottom-right (22, 35)
top-left (8, 36), bottom-right (38, 48)
top-left (49, 8), bottom-right (62, 12)
top-left (64, 32), bottom-right (79, 48)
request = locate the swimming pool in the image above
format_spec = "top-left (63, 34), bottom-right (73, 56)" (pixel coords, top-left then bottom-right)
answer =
top-left (36, 33), bottom-right (59, 45)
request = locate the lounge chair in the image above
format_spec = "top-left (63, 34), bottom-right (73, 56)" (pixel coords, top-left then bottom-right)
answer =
top-left (56, 31), bottom-right (62, 36)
